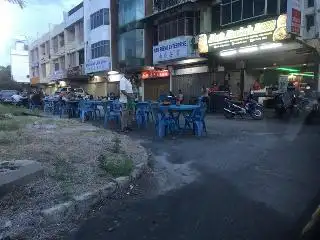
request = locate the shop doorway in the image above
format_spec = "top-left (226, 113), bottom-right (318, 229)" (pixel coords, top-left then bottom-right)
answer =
top-left (144, 78), bottom-right (169, 101)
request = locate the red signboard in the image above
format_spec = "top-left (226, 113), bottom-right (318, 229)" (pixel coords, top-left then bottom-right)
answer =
top-left (291, 8), bottom-right (301, 34)
top-left (287, 0), bottom-right (301, 36)
top-left (141, 70), bottom-right (169, 80)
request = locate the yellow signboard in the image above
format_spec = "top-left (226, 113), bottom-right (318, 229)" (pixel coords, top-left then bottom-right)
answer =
top-left (30, 77), bottom-right (40, 85)
top-left (198, 15), bottom-right (288, 53)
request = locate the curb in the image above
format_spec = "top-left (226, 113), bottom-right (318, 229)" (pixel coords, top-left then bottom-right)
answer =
top-left (40, 160), bottom-right (148, 224)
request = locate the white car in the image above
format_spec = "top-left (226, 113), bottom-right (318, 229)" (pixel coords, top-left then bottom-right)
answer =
top-left (74, 88), bottom-right (86, 97)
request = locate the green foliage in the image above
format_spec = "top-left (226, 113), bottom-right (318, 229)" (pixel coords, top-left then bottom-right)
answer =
top-left (0, 120), bottom-right (20, 131)
top-left (0, 65), bottom-right (23, 91)
top-left (98, 153), bottom-right (133, 178)
top-left (111, 136), bottom-right (121, 153)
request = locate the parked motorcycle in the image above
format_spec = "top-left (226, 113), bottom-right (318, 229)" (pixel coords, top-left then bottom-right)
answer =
top-left (274, 92), bottom-right (310, 118)
top-left (223, 96), bottom-right (264, 120)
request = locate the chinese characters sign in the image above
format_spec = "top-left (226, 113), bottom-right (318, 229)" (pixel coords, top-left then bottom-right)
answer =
top-left (141, 70), bottom-right (169, 80)
top-left (49, 70), bottom-right (66, 81)
top-left (85, 57), bottom-right (111, 74)
top-left (287, 0), bottom-right (301, 35)
top-left (153, 36), bottom-right (194, 64)
top-left (198, 15), bottom-right (288, 53)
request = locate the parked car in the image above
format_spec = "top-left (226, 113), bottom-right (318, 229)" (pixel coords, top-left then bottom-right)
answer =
top-left (74, 88), bottom-right (85, 97)
top-left (0, 90), bottom-right (18, 103)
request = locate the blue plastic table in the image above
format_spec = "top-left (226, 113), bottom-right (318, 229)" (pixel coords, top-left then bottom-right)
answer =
top-left (159, 104), bottom-right (199, 111)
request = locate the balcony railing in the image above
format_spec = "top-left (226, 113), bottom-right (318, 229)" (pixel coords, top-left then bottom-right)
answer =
top-left (67, 64), bottom-right (85, 78)
top-left (119, 57), bottom-right (144, 68)
top-left (49, 70), bottom-right (67, 81)
top-left (153, 0), bottom-right (195, 13)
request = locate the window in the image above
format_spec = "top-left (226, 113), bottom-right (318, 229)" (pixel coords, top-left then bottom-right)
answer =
top-left (280, 0), bottom-right (287, 14)
top-left (221, 3), bottom-right (231, 25)
top-left (306, 15), bottom-right (315, 31)
top-left (90, 8), bottom-right (110, 30)
top-left (68, 52), bottom-right (76, 67)
top-left (91, 40), bottom-right (110, 59)
top-left (242, 0), bottom-right (254, 19)
top-left (41, 64), bottom-right (46, 77)
top-left (156, 12), bottom-right (199, 42)
top-left (232, 0), bottom-right (241, 22)
top-left (60, 57), bottom-right (65, 70)
top-left (177, 18), bottom-right (185, 36)
top-left (118, 29), bottom-right (144, 63)
top-left (119, 0), bottom-right (145, 26)
top-left (308, 0), bottom-right (314, 8)
top-left (221, 0), bottom-right (272, 25)
top-left (186, 17), bottom-right (194, 36)
top-left (54, 62), bottom-right (59, 71)
top-left (254, 0), bottom-right (265, 16)
top-left (68, 2), bottom-right (83, 16)
top-left (267, 0), bottom-right (277, 15)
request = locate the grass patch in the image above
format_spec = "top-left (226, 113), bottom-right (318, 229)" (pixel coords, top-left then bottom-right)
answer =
top-left (51, 154), bottom-right (75, 199)
top-left (0, 104), bottom-right (42, 117)
top-left (0, 119), bottom-right (21, 131)
top-left (98, 135), bottom-right (132, 177)
top-left (0, 131), bottom-right (20, 144)
top-left (98, 153), bottom-right (133, 178)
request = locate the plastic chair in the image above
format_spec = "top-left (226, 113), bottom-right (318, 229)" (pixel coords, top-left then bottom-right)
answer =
top-left (104, 100), bottom-right (121, 129)
top-left (43, 100), bottom-right (54, 114)
top-left (135, 102), bottom-right (149, 128)
top-left (184, 107), bottom-right (207, 136)
top-left (79, 100), bottom-right (95, 122)
top-left (152, 107), bottom-right (176, 138)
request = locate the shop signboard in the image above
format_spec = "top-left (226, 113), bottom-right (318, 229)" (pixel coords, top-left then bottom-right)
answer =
top-left (85, 57), bottom-right (111, 74)
top-left (153, 36), bottom-right (195, 64)
top-left (286, 0), bottom-right (301, 36)
top-left (30, 77), bottom-right (40, 85)
top-left (198, 14), bottom-right (288, 53)
top-left (278, 75), bottom-right (289, 92)
top-left (67, 66), bottom-right (83, 78)
top-left (141, 70), bottom-right (169, 80)
top-left (49, 70), bottom-right (66, 81)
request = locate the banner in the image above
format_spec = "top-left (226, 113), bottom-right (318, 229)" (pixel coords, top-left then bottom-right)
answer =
top-left (287, 0), bottom-right (301, 35)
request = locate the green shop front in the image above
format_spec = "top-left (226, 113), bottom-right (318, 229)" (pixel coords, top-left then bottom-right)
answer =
top-left (198, 14), bottom-right (317, 99)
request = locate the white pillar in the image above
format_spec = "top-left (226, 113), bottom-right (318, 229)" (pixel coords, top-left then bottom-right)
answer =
top-left (317, 64), bottom-right (320, 92)
top-left (141, 80), bottom-right (145, 101)
top-left (168, 66), bottom-right (173, 91)
top-left (75, 24), bottom-right (79, 44)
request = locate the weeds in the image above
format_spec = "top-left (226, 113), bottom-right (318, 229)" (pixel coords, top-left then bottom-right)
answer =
top-left (111, 135), bottom-right (121, 153)
top-left (0, 120), bottom-right (20, 131)
top-left (52, 155), bottom-right (75, 199)
top-left (98, 153), bottom-right (133, 177)
top-left (0, 131), bottom-right (19, 144)
top-left (98, 135), bottom-right (132, 177)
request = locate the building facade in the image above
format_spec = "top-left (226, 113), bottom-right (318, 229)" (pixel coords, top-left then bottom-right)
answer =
top-left (83, 0), bottom-right (113, 96)
top-left (28, 0), bottom-right (320, 98)
top-left (10, 37), bottom-right (29, 83)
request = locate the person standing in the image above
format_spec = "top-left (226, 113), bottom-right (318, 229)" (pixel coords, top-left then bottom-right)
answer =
top-left (177, 89), bottom-right (184, 104)
top-left (119, 73), bottom-right (134, 133)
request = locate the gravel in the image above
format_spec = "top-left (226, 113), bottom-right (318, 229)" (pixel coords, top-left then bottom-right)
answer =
top-left (0, 117), bottom-right (148, 239)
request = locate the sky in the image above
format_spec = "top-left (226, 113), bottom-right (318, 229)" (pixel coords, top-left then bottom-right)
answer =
top-left (0, 0), bottom-right (81, 66)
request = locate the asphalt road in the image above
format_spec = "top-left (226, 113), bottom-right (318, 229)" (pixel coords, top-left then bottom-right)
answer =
top-left (69, 116), bottom-right (320, 240)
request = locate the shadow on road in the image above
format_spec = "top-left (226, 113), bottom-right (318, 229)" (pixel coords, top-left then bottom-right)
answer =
top-left (72, 173), bottom-right (291, 240)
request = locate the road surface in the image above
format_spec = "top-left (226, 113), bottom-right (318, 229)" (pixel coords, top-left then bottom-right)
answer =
top-left (69, 116), bottom-right (320, 240)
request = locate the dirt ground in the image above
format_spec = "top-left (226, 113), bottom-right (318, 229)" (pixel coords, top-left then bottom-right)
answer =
top-left (0, 113), bottom-right (147, 239)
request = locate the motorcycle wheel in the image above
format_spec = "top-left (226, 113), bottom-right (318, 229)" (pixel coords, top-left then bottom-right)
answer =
top-left (224, 110), bottom-right (235, 119)
top-left (251, 108), bottom-right (264, 120)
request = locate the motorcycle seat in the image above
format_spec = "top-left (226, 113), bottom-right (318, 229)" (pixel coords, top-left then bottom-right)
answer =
top-left (229, 100), bottom-right (243, 105)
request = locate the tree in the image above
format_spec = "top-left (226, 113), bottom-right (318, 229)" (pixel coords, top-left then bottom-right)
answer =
top-left (5, 0), bottom-right (25, 8)
top-left (0, 65), bottom-right (22, 90)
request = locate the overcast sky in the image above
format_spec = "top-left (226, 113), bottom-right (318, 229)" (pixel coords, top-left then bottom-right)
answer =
top-left (0, 0), bottom-right (81, 66)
